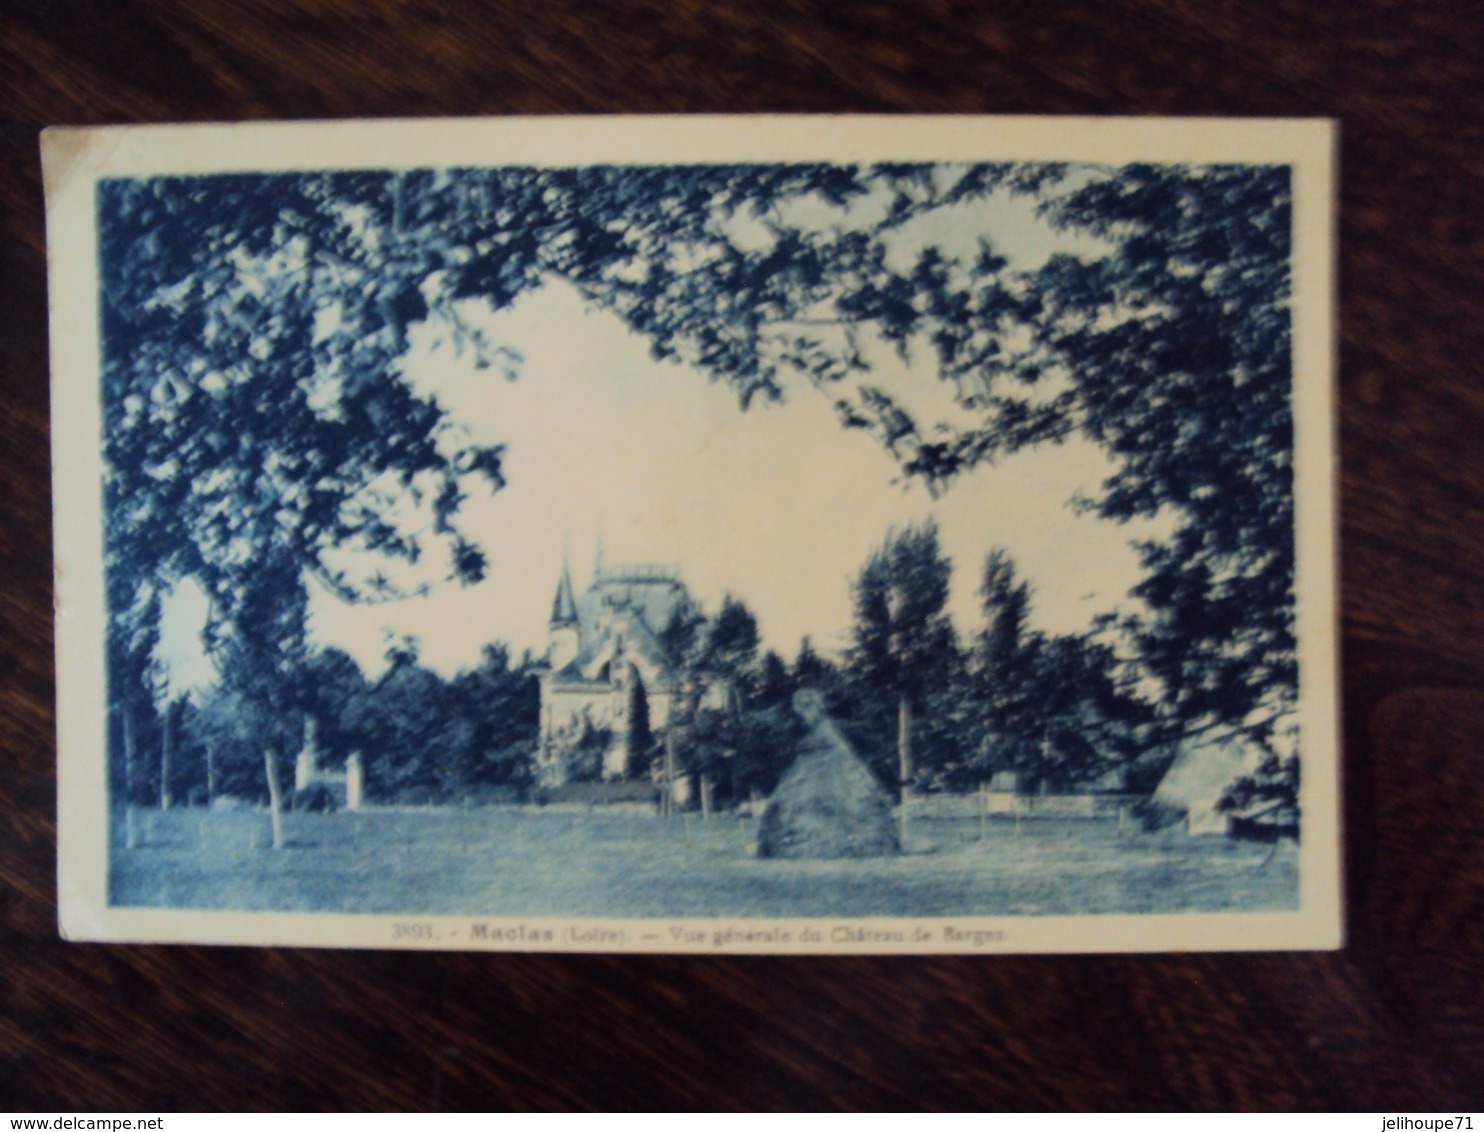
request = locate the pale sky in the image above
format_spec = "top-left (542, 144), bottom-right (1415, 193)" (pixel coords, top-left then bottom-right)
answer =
top-left (156, 175), bottom-right (1165, 688)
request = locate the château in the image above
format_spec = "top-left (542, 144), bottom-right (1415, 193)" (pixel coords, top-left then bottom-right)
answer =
top-left (535, 549), bottom-right (693, 779)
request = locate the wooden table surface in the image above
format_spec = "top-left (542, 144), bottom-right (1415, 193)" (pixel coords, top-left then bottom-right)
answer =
top-left (3, 1), bottom-right (1483, 1111)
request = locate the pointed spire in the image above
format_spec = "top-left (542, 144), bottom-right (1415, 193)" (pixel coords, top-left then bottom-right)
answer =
top-left (593, 529), bottom-right (605, 581)
top-left (551, 558), bottom-right (578, 626)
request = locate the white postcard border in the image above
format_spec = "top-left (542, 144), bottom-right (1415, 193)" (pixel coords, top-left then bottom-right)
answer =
top-left (46, 115), bottom-right (1341, 953)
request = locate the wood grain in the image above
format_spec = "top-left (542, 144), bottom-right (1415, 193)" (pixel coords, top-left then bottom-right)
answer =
top-left (4, 0), bottom-right (1484, 1111)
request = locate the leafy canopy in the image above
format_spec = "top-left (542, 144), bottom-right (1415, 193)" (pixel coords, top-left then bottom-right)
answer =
top-left (102, 160), bottom-right (1295, 752)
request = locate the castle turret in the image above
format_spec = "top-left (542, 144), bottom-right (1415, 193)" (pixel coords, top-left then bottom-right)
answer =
top-left (548, 560), bottom-right (580, 671)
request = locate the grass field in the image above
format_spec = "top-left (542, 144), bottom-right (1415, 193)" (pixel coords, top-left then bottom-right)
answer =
top-left (108, 805), bottom-right (1298, 918)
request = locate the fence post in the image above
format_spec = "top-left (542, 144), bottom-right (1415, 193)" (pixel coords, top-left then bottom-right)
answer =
top-left (346, 752), bottom-right (363, 811)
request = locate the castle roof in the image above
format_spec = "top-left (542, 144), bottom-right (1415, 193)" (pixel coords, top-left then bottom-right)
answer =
top-left (545, 559), bottom-right (692, 687)
top-left (553, 608), bottom-right (673, 688)
top-left (585, 565), bottom-right (687, 635)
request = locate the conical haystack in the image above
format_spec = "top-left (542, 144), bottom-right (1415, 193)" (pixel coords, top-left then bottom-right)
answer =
top-left (1144, 735), bottom-right (1252, 832)
top-left (757, 691), bottom-right (900, 859)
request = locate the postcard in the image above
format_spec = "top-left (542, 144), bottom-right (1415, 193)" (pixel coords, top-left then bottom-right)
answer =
top-left (45, 115), bottom-right (1340, 952)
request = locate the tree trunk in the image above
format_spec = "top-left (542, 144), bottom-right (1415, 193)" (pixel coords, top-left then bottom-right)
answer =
top-left (898, 694), bottom-right (913, 846)
top-left (121, 706), bottom-right (137, 848)
top-left (663, 728), bottom-right (677, 820)
top-left (725, 682), bottom-right (741, 807)
top-left (205, 738), bottom-right (218, 807)
top-left (159, 700), bottom-right (174, 810)
top-left (264, 747), bottom-right (285, 850)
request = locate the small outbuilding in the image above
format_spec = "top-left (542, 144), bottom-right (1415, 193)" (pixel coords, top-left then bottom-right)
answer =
top-left (756, 691), bottom-right (900, 860)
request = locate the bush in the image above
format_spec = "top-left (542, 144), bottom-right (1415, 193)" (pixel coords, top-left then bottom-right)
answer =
top-left (291, 782), bottom-right (337, 812)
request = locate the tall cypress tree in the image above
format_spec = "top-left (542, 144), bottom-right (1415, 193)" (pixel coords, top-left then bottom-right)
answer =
top-left (846, 521), bottom-right (957, 837)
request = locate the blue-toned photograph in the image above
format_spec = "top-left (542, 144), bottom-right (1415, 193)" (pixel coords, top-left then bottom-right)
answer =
top-left (96, 158), bottom-right (1302, 919)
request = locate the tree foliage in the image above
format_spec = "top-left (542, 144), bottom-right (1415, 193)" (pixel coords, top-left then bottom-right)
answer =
top-left (102, 159), bottom-right (1298, 816)
top-left (824, 538), bottom-right (1160, 796)
top-left (181, 686), bottom-right (279, 804)
top-left (1218, 753), bottom-right (1300, 832)
top-left (171, 639), bottom-right (538, 808)
top-left (842, 521), bottom-right (960, 792)
top-left (341, 640), bottom-right (538, 802)
top-left (847, 522), bottom-right (956, 708)
top-left (656, 594), bottom-right (769, 802)
top-left (539, 712), bottom-right (613, 789)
